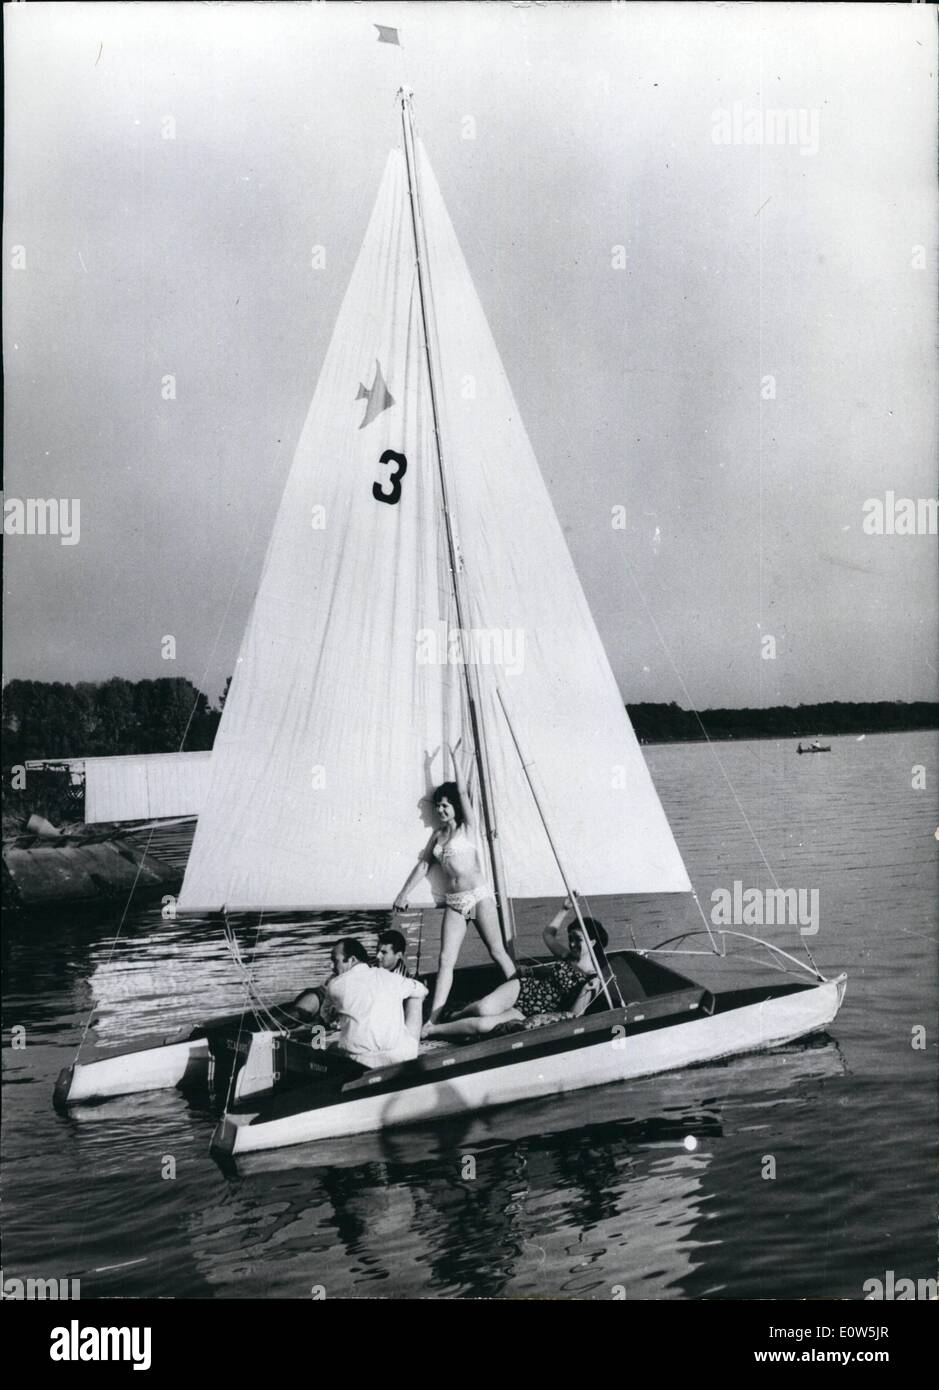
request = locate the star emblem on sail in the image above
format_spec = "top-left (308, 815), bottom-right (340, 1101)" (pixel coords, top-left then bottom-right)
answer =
top-left (356, 360), bottom-right (394, 429)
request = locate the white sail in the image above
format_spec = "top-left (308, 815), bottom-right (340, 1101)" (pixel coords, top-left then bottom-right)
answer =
top-left (180, 130), bottom-right (690, 912)
top-left (83, 752), bottom-right (211, 823)
top-left (413, 140), bottom-right (689, 898)
top-left (180, 149), bottom-right (462, 911)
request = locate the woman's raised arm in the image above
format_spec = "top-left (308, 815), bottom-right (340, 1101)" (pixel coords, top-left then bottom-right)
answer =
top-left (543, 897), bottom-right (574, 958)
top-left (449, 741), bottom-right (477, 834)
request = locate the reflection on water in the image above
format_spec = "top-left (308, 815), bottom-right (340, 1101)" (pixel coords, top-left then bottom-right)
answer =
top-left (2, 733), bottom-right (936, 1298)
top-left (186, 1041), bottom-right (845, 1299)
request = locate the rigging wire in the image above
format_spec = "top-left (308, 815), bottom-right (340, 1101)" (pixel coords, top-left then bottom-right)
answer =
top-left (621, 563), bottom-right (822, 977)
top-left (70, 420), bottom-right (294, 1064)
top-left (451, 145), bottom-right (824, 983)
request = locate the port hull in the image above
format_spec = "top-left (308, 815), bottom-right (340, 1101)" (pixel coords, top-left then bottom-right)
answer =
top-left (54, 1035), bottom-right (210, 1109)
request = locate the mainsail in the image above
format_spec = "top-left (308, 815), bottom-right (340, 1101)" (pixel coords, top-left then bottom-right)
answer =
top-left (179, 112), bottom-right (690, 913)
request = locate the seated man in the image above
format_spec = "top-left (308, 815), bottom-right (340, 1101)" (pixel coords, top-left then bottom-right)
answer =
top-left (322, 937), bottom-right (427, 1069)
top-left (375, 928), bottom-right (413, 977)
top-left (290, 928), bottom-right (414, 1022)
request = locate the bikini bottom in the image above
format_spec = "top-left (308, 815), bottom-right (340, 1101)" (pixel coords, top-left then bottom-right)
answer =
top-left (444, 886), bottom-right (493, 920)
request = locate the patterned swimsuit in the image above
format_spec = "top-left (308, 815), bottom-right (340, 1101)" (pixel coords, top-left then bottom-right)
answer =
top-left (515, 959), bottom-right (587, 1018)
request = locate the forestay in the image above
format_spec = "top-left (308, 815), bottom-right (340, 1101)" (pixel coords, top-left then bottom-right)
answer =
top-left (413, 140), bottom-right (689, 899)
top-left (179, 134), bottom-right (689, 913)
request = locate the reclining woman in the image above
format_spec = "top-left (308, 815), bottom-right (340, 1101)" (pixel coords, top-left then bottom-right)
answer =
top-left (394, 742), bottom-right (516, 1026)
top-left (421, 902), bottom-right (609, 1040)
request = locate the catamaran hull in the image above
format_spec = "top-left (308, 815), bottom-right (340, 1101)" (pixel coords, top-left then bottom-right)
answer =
top-left (54, 1035), bottom-right (210, 1109)
top-left (212, 974), bottom-right (846, 1157)
top-left (52, 1000), bottom-right (295, 1109)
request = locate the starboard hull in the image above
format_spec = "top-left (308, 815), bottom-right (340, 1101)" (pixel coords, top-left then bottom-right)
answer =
top-left (211, 974), bottom-right (847, 1157)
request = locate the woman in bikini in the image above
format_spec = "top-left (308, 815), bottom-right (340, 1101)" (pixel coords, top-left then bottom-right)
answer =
top-left (393, 742), bottom-right (515, 1024)
top-left (421, 906), bottom-right (609, 1040)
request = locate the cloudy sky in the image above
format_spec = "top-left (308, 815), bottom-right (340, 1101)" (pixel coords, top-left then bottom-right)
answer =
top-left (3, 1), bottom-right (936, 711)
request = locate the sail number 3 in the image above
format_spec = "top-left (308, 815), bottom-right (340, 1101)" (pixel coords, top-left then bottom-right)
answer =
top-left (373, 449), bottom-right (407, 506)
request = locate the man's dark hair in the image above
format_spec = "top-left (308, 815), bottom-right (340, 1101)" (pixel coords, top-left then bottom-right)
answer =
top-left (339, 938), bottom-right (370, 964)
top-left (378, 928), bottom-right (407, 955)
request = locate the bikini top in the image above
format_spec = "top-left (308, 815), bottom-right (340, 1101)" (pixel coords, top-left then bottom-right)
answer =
top-left (432, 826), bottom-right (478, 869)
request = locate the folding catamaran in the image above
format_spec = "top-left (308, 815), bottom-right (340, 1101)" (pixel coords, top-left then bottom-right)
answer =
top-left (54, 88), bottom-right (845, 1157)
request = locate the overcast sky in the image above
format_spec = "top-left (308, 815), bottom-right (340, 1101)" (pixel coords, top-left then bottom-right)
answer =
top-left (3, 1), bottom-right (937, 712)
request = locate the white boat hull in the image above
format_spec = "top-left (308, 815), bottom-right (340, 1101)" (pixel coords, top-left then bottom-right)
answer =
top-left (213, 974), bottom-right (847, 1157)
top-left (54, 1035), bottom-right (210, 1108)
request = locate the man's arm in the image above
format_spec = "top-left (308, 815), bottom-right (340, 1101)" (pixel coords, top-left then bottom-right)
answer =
top-left (403, 995), bottom-right (424, 1041)
top-left (320, 976), bottom-right (344, 1027)
top-left (401, 977), bottom-right (428, 1041)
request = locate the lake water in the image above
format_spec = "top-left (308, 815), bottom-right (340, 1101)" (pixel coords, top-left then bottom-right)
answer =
top-left (2, 732), bottom-right (936, 1299)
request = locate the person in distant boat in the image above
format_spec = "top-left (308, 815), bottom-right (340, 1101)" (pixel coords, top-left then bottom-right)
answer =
top-left (393, 742), bottom-right (516, 1026)
top-left (421, 906), bottom-right (608, 1040)
top-left (320, 937), bottom-right (428, 1069)
top-left (375, 928), bottom-right (412, 977)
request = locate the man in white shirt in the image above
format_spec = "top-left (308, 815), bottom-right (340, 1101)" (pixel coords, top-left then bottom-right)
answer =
top-left (322, 938), bottom-right (427, 1069)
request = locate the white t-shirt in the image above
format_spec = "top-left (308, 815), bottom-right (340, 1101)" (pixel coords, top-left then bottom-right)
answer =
top-left (324, 963), bottom-right (428, 1069)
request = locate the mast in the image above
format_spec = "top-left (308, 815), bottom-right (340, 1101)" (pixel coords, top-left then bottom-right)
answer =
top-left (397, 87), bottom-right (514, 951)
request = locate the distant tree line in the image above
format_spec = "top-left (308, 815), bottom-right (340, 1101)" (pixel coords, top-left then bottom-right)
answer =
top-left (3, 683), bottom-right (936, 763)
top-left (2, 681), bottom-right (936, 830)
top-left (2, 677), bottom-right (224, 830)
top-left (2, 677), bottom-right (223, 765)
top-left (627, 700), bottom-right (939, 744)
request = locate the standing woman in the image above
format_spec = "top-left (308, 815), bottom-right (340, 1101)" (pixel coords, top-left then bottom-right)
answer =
top-left (393, 743), bottom-right (515, 1024)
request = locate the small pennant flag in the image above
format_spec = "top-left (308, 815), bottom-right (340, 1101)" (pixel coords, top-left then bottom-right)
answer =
top-left (375, 25), bottom-right (400, 46)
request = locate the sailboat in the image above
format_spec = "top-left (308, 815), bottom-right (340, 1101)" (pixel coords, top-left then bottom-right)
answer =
top-left (53, 88), bottom-right (846, 1156)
